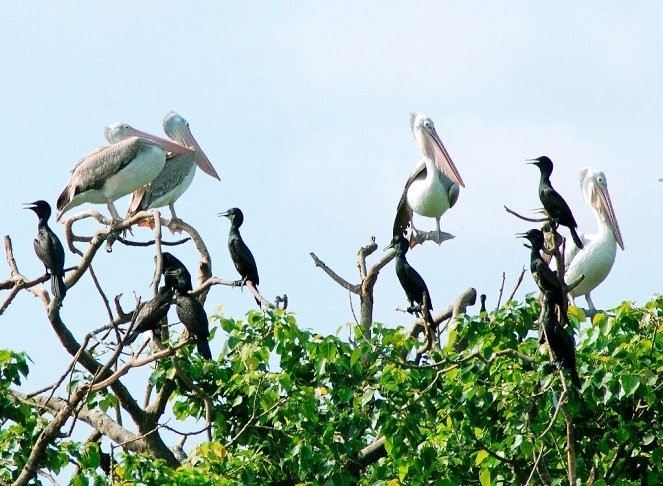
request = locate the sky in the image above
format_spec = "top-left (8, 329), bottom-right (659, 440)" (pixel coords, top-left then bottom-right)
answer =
top-left (0, 0), bottom-right (661, 452)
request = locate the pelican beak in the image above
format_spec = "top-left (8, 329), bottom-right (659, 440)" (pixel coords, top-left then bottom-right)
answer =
top-left (423, 126), bottom-right (465, 188)
top-left (175, 124), bottom-right (220, 181)
top-left (124, 127), bottom-right (194, 156)
top-left (591, 181), bottom-right (625, 250)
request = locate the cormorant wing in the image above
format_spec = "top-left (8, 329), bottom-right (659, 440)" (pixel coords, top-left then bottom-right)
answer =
top-left (229, 235), bottom-right (259, 285)
top-left (533, 258), bottom-right (562, 293)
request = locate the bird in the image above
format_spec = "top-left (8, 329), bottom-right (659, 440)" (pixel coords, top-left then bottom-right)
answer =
top-left (385, 234), bottom-right (434, 324)
top-left (479, 294), bottom-right (489, 322)
top-left (218, 208), bottom-right (260, 306)
top-left (541, 297), bottom-right (582, 389)
top-left (393, 113), bottom-right (465, 246)
top-left (25, 200), bottom-right (66, 301)
top-left (518, 229), bottom-right (566, 316)
top-left (126, 111), bottom-right (220, 227)
top-left (563, 168), bottom-right (624, 311)
top-left (56, 122), bottom-right (193, 222)
top-left (125, 285), bottom-right (174, 345)
top-left (528, 156), bottom-right (583, 249)
top-left (166, 268), bottom-right (212, 360)
top-left (159, 252), bottom-right (193, 294)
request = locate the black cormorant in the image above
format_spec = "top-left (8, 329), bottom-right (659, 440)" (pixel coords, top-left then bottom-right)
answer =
top-left (166, 268), bottom-right (212, 360)
top-left (385, 234), bottom-right (434, 324)
top-left (529, 156), bottom-right (583, 249)
top-left (25, 200), bottom-right (66, 300)
top-left (125, 286), bottom-right (174, 344)
top-left (218, 208), bottom-right (260, 305)
top-left (518, 229), bottom-right (565, 314)
top-left (160, 252), bottom-right (193, 293)
top-left (542, 298), bottom-right (582, 389)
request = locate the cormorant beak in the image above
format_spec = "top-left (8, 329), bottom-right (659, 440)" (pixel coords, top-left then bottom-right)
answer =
top-left (383, 241), bottom-right (396, 252)
top-left (23, 202), bottom-right (39, 212)
top-left (217, 210), bottom-right (231, 218)
top-left (515, 232), bottom-right (528, 238)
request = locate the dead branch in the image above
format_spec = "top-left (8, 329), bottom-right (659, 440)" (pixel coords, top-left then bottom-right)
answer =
top-left (506, 267), bottom-right (527, 303)
top-left (309, 252), bottom-right (360, 294)
top-left (495, 271), bottom-right (506, 310)
top-left (504, 205), bottom-right (548, 223)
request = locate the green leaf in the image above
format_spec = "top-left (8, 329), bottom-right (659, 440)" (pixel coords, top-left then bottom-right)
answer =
top-left (479, 466), bottom-right (491, 486)
top-left (361, 388), bottom-right (374, 407)
top-left (620, 375), bottom-right (639, 397)
top-left (350, 348), bottom-right (362, 367)
top-left (475, 449), bottom-right (490, 465)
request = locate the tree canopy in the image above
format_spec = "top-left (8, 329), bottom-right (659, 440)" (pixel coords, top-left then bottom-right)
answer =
top-left (0, 212), bottom-right (661, 486)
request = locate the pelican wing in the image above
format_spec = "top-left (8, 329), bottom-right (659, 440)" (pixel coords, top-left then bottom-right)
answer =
top-left (66, 138), bottom-right (143, 194)
top-left (127, 152), bottom-right (196, 215)
top-left (393, 161), bottom-right (426, 236)
top-left (563, 230), bottom-right (586, 271)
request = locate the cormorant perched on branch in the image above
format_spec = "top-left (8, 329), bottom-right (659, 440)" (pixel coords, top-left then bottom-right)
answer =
top-left (167, 268), bottom-right (212, 360)
top-left (125, 286), bottom-right (174, 344)
top-left (528, 156), bottom-right (583, 249)
top-left (385, 234), bottom-right (434, 324)
top-left (542, 298), bottom-right (582, 389)
top-left (24, 200), bottom-right (66, 300)
top-left (218, 208), bottom-right (260, 305)
top-left (518, 229), bottom-right (565, 314)
top-left (160, 252), bottom-right (192, 293)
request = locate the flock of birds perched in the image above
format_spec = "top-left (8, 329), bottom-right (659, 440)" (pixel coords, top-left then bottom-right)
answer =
top-left (25, 112), bottom-right (260, 360)
top-left (387, 113), bottom-right (623, 390)
top-left (22, 112), bottom-right (624, 376)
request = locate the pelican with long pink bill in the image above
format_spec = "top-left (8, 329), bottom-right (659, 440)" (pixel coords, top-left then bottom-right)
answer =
top-left (563, 168), bottom-right (624, 311)
top-left (56, 122), bottom-right (193, 222)
top-left (393, 112), bottom-right (464, 246)
top-left (126, 111), bottom-right (220, 227)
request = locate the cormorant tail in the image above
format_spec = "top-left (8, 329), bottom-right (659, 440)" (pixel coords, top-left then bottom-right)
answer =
top-left (52, 274), bottom-right (67, 300)
top-left (569, 368), bottom-right (582, 390)
top-left (196, 336), bottom-right (212, 360)
top-left (569, 226), bottom-right (584, 250)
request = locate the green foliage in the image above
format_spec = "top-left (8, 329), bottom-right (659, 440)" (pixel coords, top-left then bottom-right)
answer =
top-left (2, 296), bottom-right (662, 484)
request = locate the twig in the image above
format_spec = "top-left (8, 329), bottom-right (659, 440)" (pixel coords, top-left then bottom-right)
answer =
top-left (151, 211), bottom-right (163, 296)
top-left (88, 265), bottom-right (114, 322)
top-left (504, 205), bottom-right (548, 223)
top-left (506, 267), bottom-right (527, 304)
top-left (495, 271), bottom-right (506, 310)
top-left (116, 236), bottom-right (190, 247)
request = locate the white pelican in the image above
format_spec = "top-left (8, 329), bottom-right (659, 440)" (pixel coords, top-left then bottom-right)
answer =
top-left (393, 113), bottom-right (464, 246)
top-left (126, 111), bottom-right (220, 226)
top-left (564, 168), bottom-right (624, 310)
top-left (56, 123), bottom-right (192, 221)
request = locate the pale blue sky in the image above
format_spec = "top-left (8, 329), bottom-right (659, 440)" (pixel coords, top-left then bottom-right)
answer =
top-left (1, 2), bottom-right (661, 410)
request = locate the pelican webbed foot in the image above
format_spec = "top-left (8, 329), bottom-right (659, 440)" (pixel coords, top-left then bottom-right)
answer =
top-left (409, 229), bottom-right (455, 247)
